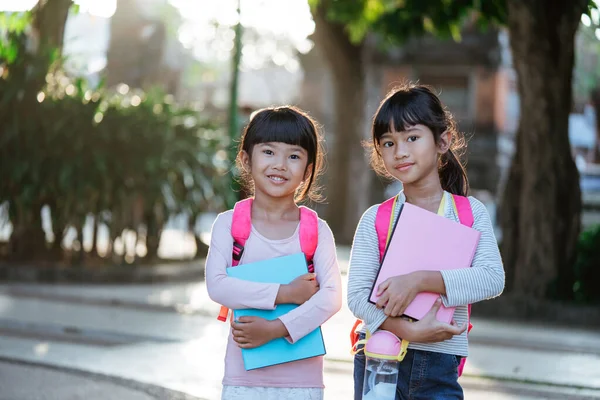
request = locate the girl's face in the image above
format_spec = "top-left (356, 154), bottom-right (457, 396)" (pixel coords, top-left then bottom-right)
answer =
top-left (378, 124), bottom-right (450, 186)
top-left (241, 141), bottom-right (310, 201)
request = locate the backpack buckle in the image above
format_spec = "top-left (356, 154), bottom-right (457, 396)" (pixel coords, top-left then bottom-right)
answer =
top-left (232, 242), bottom-right (244, 261)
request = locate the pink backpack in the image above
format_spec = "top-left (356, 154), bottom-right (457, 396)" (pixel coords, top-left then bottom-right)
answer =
top-left (350, 193), bottom-right (474, 377)
top-left (217, 197), bottom-right (319, 322)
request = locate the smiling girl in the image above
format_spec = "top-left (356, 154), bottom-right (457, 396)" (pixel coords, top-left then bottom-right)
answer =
top-left (206, 106), bottom-right (342, 400)
top-left (347, 84), bottom-right (505, 399)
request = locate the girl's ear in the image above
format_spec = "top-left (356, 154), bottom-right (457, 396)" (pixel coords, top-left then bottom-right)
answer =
top-left (240, 150), bottom-right (251, 172)
top-left (438, 130), bottom-right (452, 155)
top-left (303, 163), bottom-right (313, 182)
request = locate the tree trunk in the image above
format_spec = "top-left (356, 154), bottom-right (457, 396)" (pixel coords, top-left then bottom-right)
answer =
top-left (145, 213), bottom-right (161, 261)
top-left (31, 0), bottom-right (72, 56)
top-left (76, 223), bottom-right (85, 265)
top-left (501, 0), bottom-right (584, 299)
top-left (90, 214), bottom-right (98, 256)
top-left (9, 204), bottom-right (47, 261)
top-left (312, 6), bottom-right (370, 244)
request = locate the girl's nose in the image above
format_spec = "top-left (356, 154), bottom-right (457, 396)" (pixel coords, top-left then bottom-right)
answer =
top-left (273, 156), bottom-right (287, 170)
top-left (395, 143), bottom-right (409, 159)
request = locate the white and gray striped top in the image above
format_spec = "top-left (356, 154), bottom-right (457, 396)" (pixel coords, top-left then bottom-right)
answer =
top-left (347, 191), bottom-right (505, 356)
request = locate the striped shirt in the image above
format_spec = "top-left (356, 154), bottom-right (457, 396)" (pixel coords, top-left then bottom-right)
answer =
top-left (347, 191), bottom-right (505, 356)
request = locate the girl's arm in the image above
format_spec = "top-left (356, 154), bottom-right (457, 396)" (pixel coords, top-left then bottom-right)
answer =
top-left (205, 211), bottom-right (283, 310)
top-left (276, 220), bottom-right (343, 343)
top-left (438, 197), bottom-right (505, 307)
top-left (381, 298), bottom-right (466, 342)
top-left (348, 206), bottom-right (464, 340)
top-left (347, 206), bottom-right (396, 333)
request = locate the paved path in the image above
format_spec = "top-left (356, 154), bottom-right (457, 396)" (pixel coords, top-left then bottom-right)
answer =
top-left (0, 359), bottom-right (202, 400)
top-left (0, 247), bottom-right (599, 399)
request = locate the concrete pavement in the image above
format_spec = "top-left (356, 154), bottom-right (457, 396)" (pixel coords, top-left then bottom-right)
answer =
top-left (0, 359), bottom-right (201, 400)
top-left (0, 248), bottom-right (599, 399)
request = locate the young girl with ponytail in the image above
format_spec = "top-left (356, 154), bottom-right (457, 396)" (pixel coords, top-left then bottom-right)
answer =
top-left (347, 84), bottom-right (505, 399)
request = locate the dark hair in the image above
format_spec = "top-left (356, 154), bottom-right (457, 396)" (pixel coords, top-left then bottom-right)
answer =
top-left (368, 83), bottom-right (469, 196)
top-left (236, 105), bottom-right (324, 202)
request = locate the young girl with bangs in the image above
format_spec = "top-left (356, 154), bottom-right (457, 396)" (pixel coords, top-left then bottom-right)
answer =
top-left (348, 84), bottom-right (505, 399)
top-left (206, 106), bottom-right (342, 400)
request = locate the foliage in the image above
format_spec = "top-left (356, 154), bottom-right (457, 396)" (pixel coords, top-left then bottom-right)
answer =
top-left (572, 225), bottom-right (600, 304)
top-left (0, 26), bottom-right (232, 264)
top-left (310, 0), bottom-right (507, 44)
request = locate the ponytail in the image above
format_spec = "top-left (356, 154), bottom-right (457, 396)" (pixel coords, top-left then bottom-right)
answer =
top-left (439, 148), bottom-right (469, 196)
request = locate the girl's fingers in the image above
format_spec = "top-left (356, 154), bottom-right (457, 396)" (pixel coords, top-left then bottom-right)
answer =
top-left (377, 280), bottom-right (390, 296)
top-left (234, 336), bottom-right (250, 344)
top-left (232, 328), bottom-right (247, 336)
top-left (384, 302), bottom-right (394, 316)
top-left (376, 292), bottom-right (389, 309)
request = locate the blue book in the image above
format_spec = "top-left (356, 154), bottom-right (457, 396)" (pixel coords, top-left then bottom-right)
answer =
top-left (226, 252), bottom-right (326, 370)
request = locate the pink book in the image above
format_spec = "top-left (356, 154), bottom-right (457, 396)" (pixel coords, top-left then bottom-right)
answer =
top-left (369, 202), bottom-right (481, 323)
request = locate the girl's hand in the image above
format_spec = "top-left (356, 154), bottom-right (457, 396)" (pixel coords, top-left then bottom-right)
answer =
top-left (231, 316), bottom-right (288, 349)
top-left (405, 298), bottom-right (467, 343)
top-left (283, 273), bottom-right (319, 304)
top-left (376, 272), bottom-right (421, 317)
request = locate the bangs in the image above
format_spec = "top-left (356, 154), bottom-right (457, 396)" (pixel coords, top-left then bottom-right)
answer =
top-left (373, 88), bottom-right (446, 142)
top-left (246, 108), bottom-right (316, 152)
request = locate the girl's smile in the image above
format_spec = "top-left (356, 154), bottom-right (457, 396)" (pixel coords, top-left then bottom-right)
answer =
top-left (395, 162), bottom-right (415, 172)
top-left (267, 174), bottom-right (288, 184)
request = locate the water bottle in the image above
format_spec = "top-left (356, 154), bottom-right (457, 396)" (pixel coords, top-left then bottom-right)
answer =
top-left (360, 330), bottom-right (407, 400)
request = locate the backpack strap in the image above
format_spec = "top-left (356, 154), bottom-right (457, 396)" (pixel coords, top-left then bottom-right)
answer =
top-left (375, 196), bottom-right (398, 263)
top-left (451, 194), bottom-right (475, 376)
top-left (451, 194), bottom-right (475, 332)
top-left (217, 198), bottom-right (253, 322)
top-left (350, 196), bottom-right (398, 343)
top-left (451, 194), bottom-right (474, 228)
top-left (299, 206), bottom-right (318, 273)
top-left (231, 198), bottom-right (253, 266)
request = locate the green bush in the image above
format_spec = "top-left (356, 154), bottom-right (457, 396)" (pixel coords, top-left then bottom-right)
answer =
top-left (0, 30), bottom-right (233, 263)
top-left (572, 225), bottom-right (600, 304)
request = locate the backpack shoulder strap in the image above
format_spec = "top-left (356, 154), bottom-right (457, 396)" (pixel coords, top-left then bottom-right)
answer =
top-left (217, 197), bottom-right (253, 322)
top-left (451, 194), bottom-right (475, 338)
top-left (451, 194), bottom-right (474, 228)
top-left (375, 196), bottom-right (397, 263)
top-left (231, 198), bottom-right (253, 266)
top-left (299, 206), bottom-right (319, 273)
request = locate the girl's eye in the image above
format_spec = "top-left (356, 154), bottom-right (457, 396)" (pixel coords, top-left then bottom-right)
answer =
top-left (407, 136), bottom-right (418, 142)
top-left (290, 154), bottom-right (301, 160)
top-left (263, 149), bottom-right (273, 155)
top-left (382, 141), bottom-right (394, 148)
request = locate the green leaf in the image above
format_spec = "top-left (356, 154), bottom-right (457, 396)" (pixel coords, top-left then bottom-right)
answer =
top-left (448, 21), bottom-right (462, 42)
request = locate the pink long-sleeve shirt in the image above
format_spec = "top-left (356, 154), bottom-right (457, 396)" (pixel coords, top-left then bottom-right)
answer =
top-left (205, 209), bottom-right (342, 388)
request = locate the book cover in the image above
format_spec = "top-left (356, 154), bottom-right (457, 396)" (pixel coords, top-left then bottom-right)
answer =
top-left (369, 203), bottom-right (481, 323)
top-left (226, 252), bottom-right (326, 370)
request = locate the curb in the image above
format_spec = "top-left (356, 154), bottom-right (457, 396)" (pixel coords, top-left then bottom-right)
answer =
top-left (0, 259), bottom-right (205, 284)
top-left (3, 287), bottom-right (214, 317)
top-left (475, 294), bottom-right (600, 329)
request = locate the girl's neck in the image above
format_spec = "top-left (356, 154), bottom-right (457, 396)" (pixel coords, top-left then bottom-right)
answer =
top-left (403, 179), bottom-right (444, 211)
top-left (251, 194), bottom-right (299, 221)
